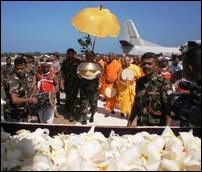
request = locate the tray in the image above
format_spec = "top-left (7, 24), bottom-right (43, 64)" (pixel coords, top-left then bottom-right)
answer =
top-left (1, 122), bottom-right (201, 137)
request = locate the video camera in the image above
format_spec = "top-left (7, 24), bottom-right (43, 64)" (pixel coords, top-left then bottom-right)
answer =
top-left (169, 80), bottom-right (201, 127)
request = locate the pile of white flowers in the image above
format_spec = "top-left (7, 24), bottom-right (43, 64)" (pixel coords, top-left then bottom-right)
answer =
top-left (1, 126), bottom-right (201, 171)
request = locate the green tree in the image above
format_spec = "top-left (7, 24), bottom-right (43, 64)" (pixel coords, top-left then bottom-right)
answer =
top-left (78, 34), bottom-right (92, 53)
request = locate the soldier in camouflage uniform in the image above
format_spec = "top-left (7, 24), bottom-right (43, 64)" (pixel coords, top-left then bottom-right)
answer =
top-left (1, 56), bottom-right (14, 100)
top-left (60, 48), bottom-right (81, 122)
top-left (127, 52), bottom-right (173, 126)
top-left (78, 51), bottom-right (101, 125)
top-left (5, 57), bottom-right (38, 122)
top-left (24, 55), bottom-right (38, 97)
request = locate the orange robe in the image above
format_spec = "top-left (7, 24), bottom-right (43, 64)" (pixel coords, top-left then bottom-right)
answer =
top-left (104, 59), bottom-right (121, 111)
top-left (98, 59), bottom-right (106, 97)
top-left (117, 64), bottom-right (142, 117)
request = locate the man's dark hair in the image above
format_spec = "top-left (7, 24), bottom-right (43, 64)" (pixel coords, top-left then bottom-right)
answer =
top-left (66, 48), bottom-right (75, 54)
top-left (182, 47), bottom-right (201, 72)
top-left (26, 55), bottom-right (34, 59)
top-left (6, 56), bottom-right (11, 60)
top-left (14, 56), bottom-right (27, 66)
top-left (141, 52), bottom-right (158, 64)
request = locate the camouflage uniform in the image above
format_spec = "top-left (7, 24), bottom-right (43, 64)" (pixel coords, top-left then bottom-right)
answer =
top-left (1, 64), bottom-right (14, 100)
top-left (26, 63), bottom-right (38, 76)
top-left (26, 63), bottom-right (38, 96)
top-left (1, 64), bottom-right (14, 76)
top-left (5, 73), bottom-right (34, 122)
top-left (129, 72), bottom-right (172, 126)
top-left (61, 58), bottom-right (81, 116)
top-left (79, 77), bottom-right (100, 124)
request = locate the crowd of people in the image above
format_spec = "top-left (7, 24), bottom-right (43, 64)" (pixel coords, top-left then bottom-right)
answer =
top-left (1, 45), bottom-right (201, 127)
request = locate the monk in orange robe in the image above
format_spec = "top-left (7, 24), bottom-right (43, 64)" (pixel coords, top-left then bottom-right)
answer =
top-left (117, 56), bottom-right (142, 119)
top-left (102, 52), bottom-right (121, 116)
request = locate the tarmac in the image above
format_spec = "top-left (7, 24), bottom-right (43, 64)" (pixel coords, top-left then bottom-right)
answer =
top-left (53, 92), bottom-right (128, 127)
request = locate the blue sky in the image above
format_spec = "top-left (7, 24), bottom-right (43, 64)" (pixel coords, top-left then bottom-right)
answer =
top-left (1, 1), bottom-right (201, 54)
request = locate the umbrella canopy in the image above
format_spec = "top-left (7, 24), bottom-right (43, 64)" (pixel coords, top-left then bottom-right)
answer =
top-left (71, 6), bottom-right (120, 38)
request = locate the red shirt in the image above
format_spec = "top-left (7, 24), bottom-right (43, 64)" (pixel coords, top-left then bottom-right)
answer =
top-left (36, 70), bottom-right (56, 93)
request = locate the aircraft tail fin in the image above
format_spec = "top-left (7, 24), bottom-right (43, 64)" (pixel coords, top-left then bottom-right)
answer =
top-left (121, 19), bottom-right (162, 47)
top-left (122, 19), bottom-right (145, 46)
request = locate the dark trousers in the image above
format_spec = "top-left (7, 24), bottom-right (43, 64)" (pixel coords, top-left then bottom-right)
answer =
top-left (64, 87), bottom-right (80, 115)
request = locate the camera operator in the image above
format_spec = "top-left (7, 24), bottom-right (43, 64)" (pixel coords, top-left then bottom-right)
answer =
top-left (169, 42), bottom-right (201, 127)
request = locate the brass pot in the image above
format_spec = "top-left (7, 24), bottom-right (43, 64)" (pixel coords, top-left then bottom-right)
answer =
top-left (77, 62), bottom-right (101, 80)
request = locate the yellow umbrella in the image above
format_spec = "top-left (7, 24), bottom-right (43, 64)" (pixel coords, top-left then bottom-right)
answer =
top-left (71, 5), bottom-right (120, 38)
